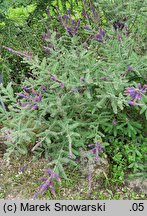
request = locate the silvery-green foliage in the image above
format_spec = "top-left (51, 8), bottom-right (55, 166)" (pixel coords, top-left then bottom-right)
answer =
top-left (0, 30), bottom-right (146, 178)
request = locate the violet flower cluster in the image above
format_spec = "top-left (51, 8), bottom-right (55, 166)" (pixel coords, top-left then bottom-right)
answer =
top-left (121, 66), bottom-right (133, 77)
top-left (124, 84), bottom-right (147, 106)
top-left (87, 141), bottom-right (103, 189)
top-left (2, 46), bottom-right (32, 60)
top-left (113, 19), bottom-right (129, 38)
top-left (82, 0), bottom-right (106, 44)
top-left (113, 21), bottom-right (125, 31)
top-left (51, 75), bottom-right (65, 88)
top-left (57, 8), bottom-right (80, 36)
top-left (88, 141), bottom-right (103, 160)
top-left (19, 164), bottom-right (28, 173)
top-left (83, 27), bottom-right (106, 43)
top-left (17, 86), bottom-right (42, 110)
top-left (94, 28), bottom-right (106, 42)
top-left (82, 0), bottom-right (100, 23)
top-left (19, 159), bottom-right (32, 173)
top-left (33, 169), bottom-right (61, 198)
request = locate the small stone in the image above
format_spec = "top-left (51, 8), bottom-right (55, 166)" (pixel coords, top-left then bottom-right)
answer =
top-left (125, 177), bottom-right (147, 195)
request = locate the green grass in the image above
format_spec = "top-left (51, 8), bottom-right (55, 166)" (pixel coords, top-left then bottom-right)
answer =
top-left (0, 156), bottom-right (146, 200)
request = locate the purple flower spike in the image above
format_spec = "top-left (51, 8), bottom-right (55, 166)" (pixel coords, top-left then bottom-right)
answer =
top-left (19, 164), bottom-right (28, 173)
top-left (66, 26), bottom-right (72, 35)
top-left (41, 85), bottom-right (47, 92)
top-left (63, 14), bottom-right (69, 21)
top-left (84, 26), bottom-right (91, 30)
top-left (17, 93), bottom-right (30, 99)
top-left (57, 9), bottom-right (80, 36)
top-left (127, 66), bottom-right (133, 72)
top-left (31, 88), bottom-right (37, 96)
top-left (2, 46), bottom-right (33, 60)
top-left (54, 174), bottom-right (61, 182)
top-left (99, 28), bottom-right (105, 37)
top-left (82, 9), bottom-right (88, 18)
top-left (95, 28), bottom-right (106, 42)
top-left (45, 169), bottom-right (61, 181)
top-left (124, 84), bottom-right (147, 102)
top-left (128, 101), bottom-right (143, 106)
top-left (135, 92), bottom-right (142, 100)
top-left (80, 77), bottom-right (85, 82)
top-left (77, 19), bottom-right (80, 27)
top-left (60, 83), bottom-right (65, 88)
top-left (128, 101), bottom-right (134, 106)
top-left (34, 94), bottom-right (42, 102)
top-left (39, 182), bottom-right (49, 191)
top-left (18, 87), bottom-right (42, 111)
top-left (33, 169), bottom-right (61, 198)
top-left (113, 21), bottom-right (125, 31)
top-left (49, 182), bottom-right (55, 195)
top-left (43, 46), bottom-right (51, 53)
top-left (142, 84), bottom-right (147, 92)
top-left (50, 187), bottom-right (55, 195)
top-left (33, 192), bottom-right (40, 199)
top-left (67, 9), bottom-right (71, 15)
top-left (95, 33), bottom-right (103, 42)
top-left (71, 19), bottom-right (76, 25)
top-left (22, 86), bottom-right (30, 92)
top-left (88, 141), bottom-right (103, 161)
top-left (51, 75), bottom-right (57, 81)
top-left (30, 104), bottom-right (38, 110)
top-left (46, 169), bottom-right (53, 175)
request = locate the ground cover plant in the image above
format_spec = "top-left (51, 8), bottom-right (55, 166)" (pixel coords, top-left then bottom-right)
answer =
top-left (0, 0), bottom-right (147, 199)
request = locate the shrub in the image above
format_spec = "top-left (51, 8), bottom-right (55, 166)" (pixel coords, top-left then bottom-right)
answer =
top-left (0, 0), bottom-right (146, 198)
